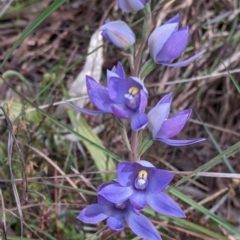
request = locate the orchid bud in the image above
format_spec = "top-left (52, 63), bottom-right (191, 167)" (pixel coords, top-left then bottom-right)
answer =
top-left (100, 20), bottom-right (135, 50)
top-left (118, 0), bottom-right (148, 13)
top-left (148, 14), bottom-right (204, 67)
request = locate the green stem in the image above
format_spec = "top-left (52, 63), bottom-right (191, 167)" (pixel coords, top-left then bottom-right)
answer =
top-left (130, 130), bottom-right (139, 162)
top-left (133, 3), bottom-right (152, 76)
top-left (128, 4), bottom-right (152, 162)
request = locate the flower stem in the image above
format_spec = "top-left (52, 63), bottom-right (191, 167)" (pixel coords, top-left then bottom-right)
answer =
top-left (130, 130), bottom-right (138, 162)
top-left (133, 3), bottom-right (152, 77)
top-left (128, 4), bottom-right (152, 162)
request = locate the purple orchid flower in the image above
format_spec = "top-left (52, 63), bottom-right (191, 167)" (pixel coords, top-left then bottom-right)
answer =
top-left (117, 0), bottom-right (148, 13)
top-left (65, 62), bottom-right (148, 131)
top-left (148, 14), bottom-right (204, 67)
top-left (148, 93), bottom-right (205, 146)
top-left (100, 20), bottom-right (135, 50)
top-left (99, 160), bottom-right (185, 218)
top-left (78, 184), bottom-right (161, 240)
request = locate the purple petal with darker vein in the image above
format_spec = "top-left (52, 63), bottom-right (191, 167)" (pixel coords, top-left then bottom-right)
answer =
top-left (118, 0), bottom-right (145, 13)
top-left (156, 26), bottom-right (189, 62)
top-left (98, 182), bottom-right (134, 203)
top-left (136, 160), bottom-right (155, 168)
top-left (130, 190), bottom-right (147, 210)
top-left (117, 162), bottom-right (136, 186)
top-left (86, 75), bottom-right (105, 92)
top-left (101, 30), bottom-right (111, 42)
top-left (100, 21), bottom-right (135, 50)
top-left (160, 50), bottom-right (205, 68)
top-left (146, 192), bottom-right (185, 218)
top-left (108, 76), bottom-right (130, 103)
top-left (137, 90), bottom-right (148, 113)
top-left (97, 182), bottom-right (117, 205)
top-left (77, 204), bottom-right (110, 224)
top-left (131, 113), bottom-right (148, 131)
top-left (125, 211), bottom-right (162, 240)
top-left (148, 103), bottom-right (171, 138)
top-left (113, 62), bottom-right (125, 79)
top-left (89, 89), bottom-right (113, 113)
top-left (157, 93), bottom-right (172, 105)
top-left (107, 69), bottom-right (120, 80)
top-left (107, 215), bottom-right (124, 231)
top-left (148, 23), bottom-right (179, 62)
top-left (156, 109), bottom-right (192, 138)
top-left (64, 99), bottom-right (104, 116)
top-left (97, 194), bottom-right (112, 206)
top-left (156, 137), bottom-right (206, 146)
top-left (165, 14), bottom-right (180, 24)
top-left (111, 103), bottom-right (134, 118)
top-left (146, 169), bottom-right (174, 193)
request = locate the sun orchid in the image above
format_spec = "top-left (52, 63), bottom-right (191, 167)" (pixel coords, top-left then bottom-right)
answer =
top-left (100, 20), bottom-right (135, 50)
top-left (148, 93), bottom-right (205, 146)
top-left (99, 160), bottom-right (185, 217)
top-left (65, 62), bottom-right (148, 131)
top-left (78, 183), bottom-right (161, 240)
top-left (148, 14), bottom-right (204, 67)
top-left (117, 0), bottom-right (148, 13)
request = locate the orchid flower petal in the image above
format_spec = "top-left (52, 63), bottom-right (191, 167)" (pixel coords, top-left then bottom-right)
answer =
top-left (118, 0), bottom-right (146, 13)
top-left (146, 192), bottom-right (185, 218)
top-left (107, 215), bottom-right (124, 231)
top-left (138, 90), bottom-right (148, 113)
top-left (157, 92), bottom-right (173, 105)
top-left (100, 20), bottom-right (136, 50)
top-left (131, 113), bottom-right (148, 131)
top-left (130, 190), bottom-right (147, 210)
top-left (148, 103), bottom-right (171, 138)
top-left (156, 109), bottom-right (192, 138)
top-left (156, 26), bottom-right (189, 62)
top-left (111, 104), bottom-right (134, 118)
top-left (64, 99), bottom-right (104, 116)
top-left (111, 62), bottom-right (126, 78)
top-left (107, 69), bottom-right (120, 80)
top-left (148, 23), bottom-right (179, 62)
top-left (98, 182), bottom-right (134, 203)
top-left (88, 89), bottom-right (113, 112)
top-left (108, 76), bottom-right (130, 103)
top-left (117, 162), bottom-right (136, 187)
top-left (77, 204), bottom-right (110, 224)
top-left (165, 14), bottom-right (180, 24)
top-left (125, 211), bottom-right (162, 240)
top-left (156, 137), bottom-right (206, 146)
top-left (86, 75), bottom-right (105, 92)
top-left (160, 50), bottom-right (205, 68)
top-left (136, 160), bottom-right (155, 168)
top-left (147, 169), bottom-right (174, 193)
top-left (97, 182), bottom-right (119, 205)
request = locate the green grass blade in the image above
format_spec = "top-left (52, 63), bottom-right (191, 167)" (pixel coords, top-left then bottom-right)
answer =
top-left (7, 238), bottom-right (38, 240)
top-left (162, 217), bottom-right (228, 240)
top-left (68, 110), bottom-right (116, 181)
top-left (0, 78), bottom-right (121, 161)
top-left (229, 72), bottom-right (240, 93)
top-left (196, 113), bottom-right (235, 173)
top-left (1, 0), bottom-right (67, 67)
top-left (138, 135), bottom-right (154, 158)
top-left (144, 208), bottom-right (228, 240)
top-left (173, 141), bottom-right (240, 187)
top-left (168, 188), bottom-right (240, 236)
top-left (29, 225), bottom-right (58, 240)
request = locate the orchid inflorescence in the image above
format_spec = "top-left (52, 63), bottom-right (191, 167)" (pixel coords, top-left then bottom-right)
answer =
top-left (65, 1), bottom-right (205, 239)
